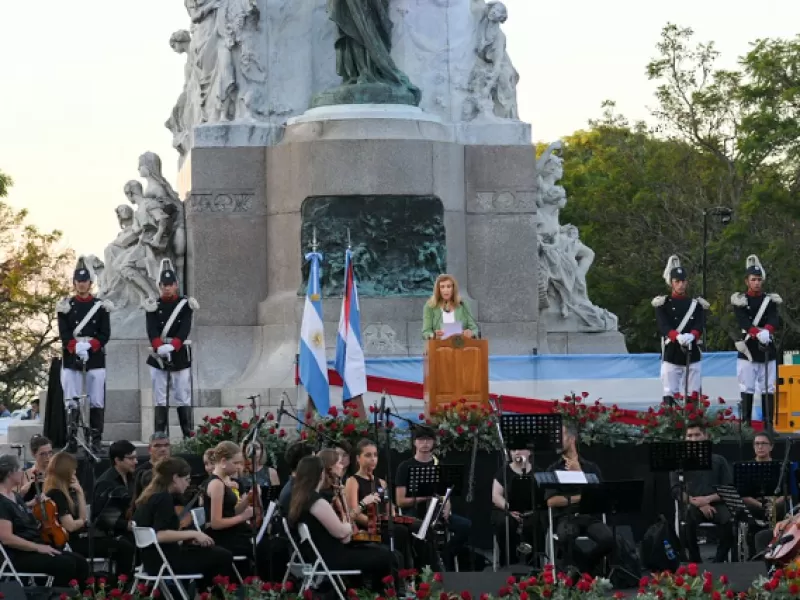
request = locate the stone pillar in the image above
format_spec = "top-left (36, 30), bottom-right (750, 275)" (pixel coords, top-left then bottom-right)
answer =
top-left (464, 146), bottom-right (539, 354)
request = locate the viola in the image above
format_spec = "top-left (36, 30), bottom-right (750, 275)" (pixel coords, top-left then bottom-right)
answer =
top-left (352, 476), bottom-right (382, 544)
top-left (766, 514), bottom-right (800, 565)
top-left (31, 476), bottom-right (69, 548)
top-left (242, 459), bottom-right (264, 530)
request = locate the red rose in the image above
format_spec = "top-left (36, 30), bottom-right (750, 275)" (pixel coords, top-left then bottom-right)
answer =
top-left (284, 581), bottom-right (294, 592)
top-left (433, 573), bottom-right (443, 583)
top-left (719, 575), bottom-right (728, 585)
top-left (329, 421), bottom-right (339, 431)
top-left (519, 592), bottom-right (529, 600)
top-left (687, 563), bottom-right (698, 577)
top-left (460, 592), bottom-right (472, 600)
top-left (352, 411), bottom-right (360, 418)
top-left (725, 592), bottom-right (734, 599)
top-left (69, 580), bottom-right (79, 588)
top-left (328, 406), bottom-right (339, 417)
top-left (418, 413), bottom-right (425, 420)
top-left (343, 424), bottom-right (356, 435)
top-left (456, 426), bottom-right (464, 435)
top-left (582, 391), bottom-right (590, 398)
top-left (712, 592), bottom-right (721, 600)
top-left (303, 590), bottom-right (313, 600)
top-left (675, 576), bottom-right (685, 586)
top-left (241, 422), bottom-right (249, 430)
top-left (543, 590), bottom-right (552, 598)
top-left (212, 428), bottom-right (221, 436)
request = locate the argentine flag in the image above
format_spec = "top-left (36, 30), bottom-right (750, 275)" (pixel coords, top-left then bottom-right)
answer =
top-left (299, 250), bottom-right (330, 413)
top-left (335, 248), bottom-right (367, 400)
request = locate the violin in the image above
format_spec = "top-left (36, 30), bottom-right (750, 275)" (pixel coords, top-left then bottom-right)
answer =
top-left (765, 513), bottom-right (800, 565)
top-left (31, 474), bottom-right (69, 548)
top-left (243, 457), bottom-right (264, 530)
top-left (352, 476), bottom-right (381, 543)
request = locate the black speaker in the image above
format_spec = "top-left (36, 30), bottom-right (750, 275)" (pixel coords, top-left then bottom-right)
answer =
top-left (441, 570), bottom-right (529, 597)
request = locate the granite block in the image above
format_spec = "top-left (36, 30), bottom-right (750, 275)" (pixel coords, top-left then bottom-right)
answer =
top-left (105, 341), bottom-right (142, 391)
top-left (106, 390), bottom-right (142, 423)
top-left (266, 213), bottom-right (303, 294)
top-left (190, 147), bottom-right (267, 190)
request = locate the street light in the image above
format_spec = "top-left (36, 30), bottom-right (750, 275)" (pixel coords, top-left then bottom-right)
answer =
top-left (701, 206), bottom-right (733, 350)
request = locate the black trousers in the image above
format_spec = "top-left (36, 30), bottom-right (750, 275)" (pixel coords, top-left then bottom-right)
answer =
top-left (555, 514), bottom-right (614, 574)
top-left (209, 530), bottom-right (271, 581)
top-left (144, 545), bottom-right (235, 595)
top-left (322, 542), bottom-right (395, 590)
top-left (379, 522), bottom-right (412, 571)
top-left (9, 549), bottom-right (89, 587)
top-left (683, 503), bottom-right (734, 563)
top-left (493, 515), bottom-right (540, 567)
top-left (70, 534), bottom-right (136, 580)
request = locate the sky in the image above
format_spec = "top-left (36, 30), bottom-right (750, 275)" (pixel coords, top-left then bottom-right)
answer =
top-left (1, 0), bottom-right (799, 261)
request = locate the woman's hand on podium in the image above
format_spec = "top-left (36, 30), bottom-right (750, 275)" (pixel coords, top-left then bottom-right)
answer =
top-left (463, 330), bottom-right (473, 339)
top-left (434, 330), bottom-right (444, 339)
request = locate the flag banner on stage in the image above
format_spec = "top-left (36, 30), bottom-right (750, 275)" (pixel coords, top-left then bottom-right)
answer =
top-left (334, 248), bottom-right (366, 401)
top-left (299, 249), bottom-right (331, 413)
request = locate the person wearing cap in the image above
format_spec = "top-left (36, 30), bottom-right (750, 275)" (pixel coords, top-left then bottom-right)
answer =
top-left (144, 259), bottom-right (198, 438)
top-left (731, 255), bottom-right (782, 428)
top-left (395, 425), bottom-right (472, 571)
top-left (652, 255), bottom-right (709, 405)
top-left (57, 256), bottom-right (113, 453)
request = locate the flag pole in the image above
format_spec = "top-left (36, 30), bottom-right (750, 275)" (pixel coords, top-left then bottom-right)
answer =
top-left (305, 226), bottom-right (320, 417)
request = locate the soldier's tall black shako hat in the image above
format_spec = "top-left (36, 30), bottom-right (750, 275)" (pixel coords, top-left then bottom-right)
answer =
top-left (663, 255), bottom-right (687, 285)
top-left (745, 254), bottom-right (766, 280)
top-left (159, 258), bottom-right (178, 286)
top-left (73, 256), bottom-right (92, 282)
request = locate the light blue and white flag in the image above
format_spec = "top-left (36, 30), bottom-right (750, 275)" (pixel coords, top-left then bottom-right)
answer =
top-left (299, 249), bottom-right (330, 413)
top-left (335, 248), bottom-right (367, 400)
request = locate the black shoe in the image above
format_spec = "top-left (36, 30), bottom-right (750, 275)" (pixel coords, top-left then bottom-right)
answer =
top-left (764, 394), bottom-right (775, 430)
top-left (89, 408), bottom-right (104, 451)
top-left (741, 393), bottom-right (754, 426)
top-left (663, 395), bottom-right (675, 406)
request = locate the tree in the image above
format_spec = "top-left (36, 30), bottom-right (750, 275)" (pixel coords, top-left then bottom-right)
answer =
top-left (0, 172), bottom-right (73, 408)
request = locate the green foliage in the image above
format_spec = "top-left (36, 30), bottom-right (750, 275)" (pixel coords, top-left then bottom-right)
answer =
top-left (556, 24), bottom-right (800, 351)
top-left (0, 174), bottom-right (73, 407)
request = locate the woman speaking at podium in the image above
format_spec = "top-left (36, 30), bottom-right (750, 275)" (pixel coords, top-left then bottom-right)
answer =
top-left (422, 274), bottom-right (479, 340)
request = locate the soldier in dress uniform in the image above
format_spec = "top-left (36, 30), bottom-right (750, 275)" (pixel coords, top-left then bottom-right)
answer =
top-left (652, 255), bottom-right (709, 405)
top-left (731, 255), bottom-right (781, 429)
top-left (56, 256), bottom-right (113, 453)
top-left (145, 259), bottom-right (198, 438)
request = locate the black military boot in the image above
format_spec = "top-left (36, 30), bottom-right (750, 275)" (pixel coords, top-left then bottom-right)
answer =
top-left (177, 406), bottom-right (193, 439)
top-left (663, 395), bottom-right (675, 407)
top-left (740, 393), bottom-right (754, 427)
top-left (154, 406), bottom-right (169, 435)
top-left (763, 394), bottom-right (775, 432)
top-left (64, 407), bottom-right (80, 453)
top-left (89, 408), bottom-right (104, 454)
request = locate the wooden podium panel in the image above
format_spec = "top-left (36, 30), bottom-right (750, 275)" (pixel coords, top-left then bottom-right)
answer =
top-left (776, 364), bottom-right (800, 433)
top-left (423, 339), bottom-right (489, 415)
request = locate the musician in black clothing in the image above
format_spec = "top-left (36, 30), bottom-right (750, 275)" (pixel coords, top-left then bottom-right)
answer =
top-left (43, 451), bottom-right (136, 580)
top-left (0, 454), bottom-right (89, 586)
top-left (56, 256), bottom-right (112, 453)
top-left (545, 424), bottom-right (613, 574)
top-left (278, 442), bottom-right (314, 516)
top-left (731, 255), bottom-right (781, 428)
top-left (94, 440), bottom-right (139, 537)
top-left (18, 435), bottom-right (53, 503)
top-left (134, 431), bottom-right (172, 501)
top-left (652, 255), bottom-right (708, 405)
top-left (669, 425), bottom-right (734, 563)
top-left (133, 457), bottom-right (236, 592)
top-left (492, 447), bottom-right (539, 567)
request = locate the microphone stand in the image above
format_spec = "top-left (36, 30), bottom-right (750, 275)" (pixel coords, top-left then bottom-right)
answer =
top-left (244, 393), bottom-right (262, 575)
top-left (775, 436), bottom-right (793, 504)
top-left (278, 406), bottom-right (340, 448)
top-left (378, 405), bottom-right (397, 552)
top-left (489, 397), bottom-right (512, 567)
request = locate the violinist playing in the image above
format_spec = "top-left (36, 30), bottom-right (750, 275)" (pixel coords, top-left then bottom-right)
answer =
top-left (18, 435), bottom-right (53, 504)
top-left (203, 441), bottom-right (270, 579)
top-left (0, 454), bottom-right (88, 586)
top-left (345, 439), bottom-right (414, 570)
top-left (43, 451), bottom-right (137, 581)
top-left (239, 440), bottom-right (281, 491)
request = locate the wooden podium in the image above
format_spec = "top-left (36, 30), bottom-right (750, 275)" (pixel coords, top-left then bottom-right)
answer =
top-left (423, 338), bottom-right (489, 415)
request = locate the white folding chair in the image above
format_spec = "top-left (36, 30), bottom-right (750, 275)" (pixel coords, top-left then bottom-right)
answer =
top-left (297, 522), bottom-right (361, 600)
top-left (190, 507), bottom-right (246, 583)
top-left (281, 517), bottom-right (310, 585)
top-left (0, 541), bottom-right (53, 586)
top-left (132, 525), bottom-right (202, 600)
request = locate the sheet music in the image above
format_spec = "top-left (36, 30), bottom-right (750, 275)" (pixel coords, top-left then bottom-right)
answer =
top-left (555, 470), bottom-right (588, 484)
top-left (441, 322), bottom-right (463, 339)
top-left (413, 497), bottom-right (440, 540)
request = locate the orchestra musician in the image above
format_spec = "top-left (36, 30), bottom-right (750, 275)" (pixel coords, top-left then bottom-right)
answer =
top-left (19, 435), bottom-right (53, 504)
top-left (0, 454), bottom-right (89, 586)
top-left (492, 446), bottom-right (539, 567)
top-left (134, 431), bottom-right (171, 501)
top-left (133, 457), bottom-right (236, 591)
top-left (395, 426), bottom-right (472, 571)
top-left (669, 424), bottom-right (734, 563)
top-left (203, 441), bottom-right (269, 579)
top-left (43, 451), bottom-right (136, 580)
top-left (289, 455), bottom-right (394, 591)
top-left (742, 432), bottom-right (784, 556)
top-left (345, 440), bottom-right (413, 570)
top-left (94, 440), bottom-right (138, 538)
top-left (239, 440), bottom-right (280, 492)
top-left (545, 423), bottom-right (613, 574)
top-left (278, 442), bottom-right (314, 515)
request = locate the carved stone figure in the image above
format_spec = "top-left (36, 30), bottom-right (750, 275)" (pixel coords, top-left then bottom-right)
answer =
top-left (535, 141), bottom-right (618, 332)
top-left (314, 0), bottom-right (421, 107)
top-left (165, 30), bottom-right (192, 156)
top-left (184, 0), bottom-right (266, 123)
top-left (462, 1), bottom-right (519, 121)
top-left (98, 153), bottom-right (186, 336)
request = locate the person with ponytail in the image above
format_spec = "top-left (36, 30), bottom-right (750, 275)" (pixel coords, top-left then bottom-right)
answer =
top-left (289, 455), bottom-right (394, 591)
top-left (133, 457), bottom-right (235, 590)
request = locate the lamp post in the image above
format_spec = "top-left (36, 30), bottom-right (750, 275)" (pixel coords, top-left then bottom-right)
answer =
top-left (701, 206), bottom-right (733, 349)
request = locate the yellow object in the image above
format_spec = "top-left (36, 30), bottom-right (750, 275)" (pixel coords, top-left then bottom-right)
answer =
top-left (775, 365), bottom-right (800, 433)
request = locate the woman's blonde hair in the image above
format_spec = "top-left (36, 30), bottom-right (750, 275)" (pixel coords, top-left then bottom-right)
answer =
top-left (203, 448), bottom-right (215, 464)
top-left (210, 441), bottom-right (241, 463)
top-left (426, 274), bottom-right (462, 309)
top-left (43, 452), bottom-right (78, 514)
top-left (136, 457), bottom-right (191, 506)
top-left (318, 448), bottom-right (339, 489)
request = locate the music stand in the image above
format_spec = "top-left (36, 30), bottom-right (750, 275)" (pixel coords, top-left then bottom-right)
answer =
top-left (500, 413), bottom-right (562, 566)
top-left (261, 484), bottom-right (282, 505)
top-left (407, 464), bottom-right (464, 498)
top-left (649, 441), bottom-right (712, 560)
top-left (734, 461), bottom-right (782, 500)
top-left (579, 480), bottom-right (645, 583)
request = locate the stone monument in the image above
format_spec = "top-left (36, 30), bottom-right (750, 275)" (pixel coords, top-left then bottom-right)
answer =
top-left (96, 0), bottom-right (624, 440)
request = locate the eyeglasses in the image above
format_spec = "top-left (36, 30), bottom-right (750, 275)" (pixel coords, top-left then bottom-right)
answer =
top-left (151, 443), bottom-right (170, 449)
top-left (754, 442), bottom-right (772, 446)
top-left (36, 451), bottom-right (53, 458)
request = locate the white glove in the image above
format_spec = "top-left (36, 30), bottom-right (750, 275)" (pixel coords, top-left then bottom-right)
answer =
top-left (757, 329), bottom-right (771, 345)
top-left (678, 332), bottom-right (695, 347)
top-left (77, 350), bottom-right (89, 362)
top-left (157, 343), bottom-right (175, 357)
top-left (76, 341), bottom-right (91, 353)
